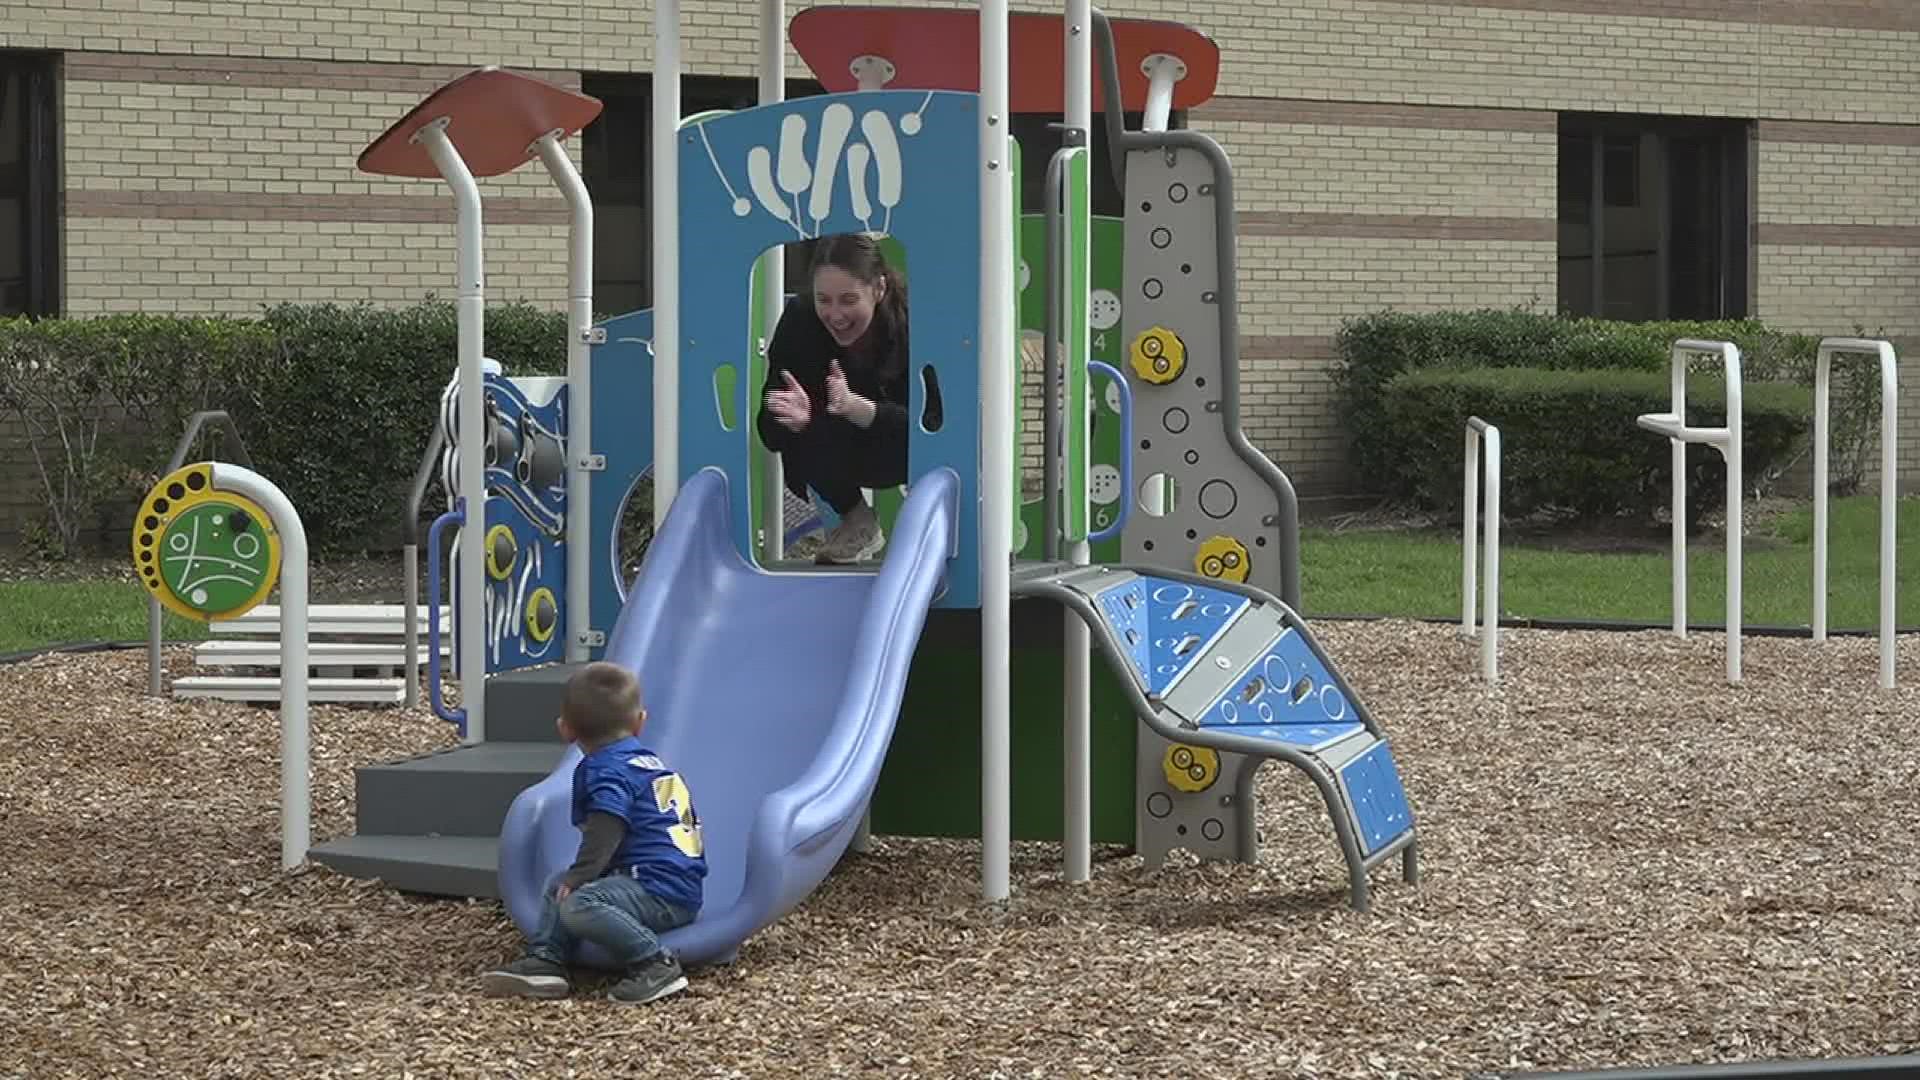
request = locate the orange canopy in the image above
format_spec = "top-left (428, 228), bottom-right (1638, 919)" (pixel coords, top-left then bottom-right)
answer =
top-left (358, 66), bottom-right (604, 179)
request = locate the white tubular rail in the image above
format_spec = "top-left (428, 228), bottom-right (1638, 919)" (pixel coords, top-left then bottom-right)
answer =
top-left (1635, 338), bottom-right (1744, 685)
top-left (652, 0), bottom-right (681, 529)
top-left (978, 0), bottom-right (1015, 904)
top-left (531, 132), bottom-right (594, 663)
top-left (1813, 337), bottom-right (1899, 690)
top-left (1062, 0), bottom-right (1093, 886)
top-left (1460, 417), bottom-right (1501, 685)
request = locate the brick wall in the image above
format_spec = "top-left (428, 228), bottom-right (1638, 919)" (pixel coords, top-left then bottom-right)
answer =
top-left (1, 0), bottom-right (1918, 543)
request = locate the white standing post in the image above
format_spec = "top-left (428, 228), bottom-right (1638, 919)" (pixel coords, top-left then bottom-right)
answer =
top-left (416, 120), bottom-right (489, 741)
top-left (979, 0), bottom-right (1015, 904)
top-left (1460, 417), bottom-right (1500, 685)
top-left (1636, 339), bottom-right (1743, 685)
top-left (211, 463), bottom-right (309, 870)
top-left (533, 132), bottom-right (595, 663)
top-left (757, 0), bottom-right (788, 565)
top-left (1813, 337), bottom-right (1899, 690)
top-left (652, 0), bottom-right (682, 531)
top-left (1062, 0), bottom-right (1093, 886)
top-left (1140, 54), bottom-right (1181, 133)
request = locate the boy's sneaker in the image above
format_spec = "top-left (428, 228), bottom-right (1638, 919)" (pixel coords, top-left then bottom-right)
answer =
top-left (479, 956), bottom-right (571, 999)
top-left (609, 951), bottom-right (688, 1004)
top-left (815, 503), bottom-right (885, 565)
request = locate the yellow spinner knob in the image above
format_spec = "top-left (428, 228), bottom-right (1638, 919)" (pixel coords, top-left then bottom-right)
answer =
top-left (1129, 326), bottom-right (1187, 385)
top-left (1195, 534), bottom-right (1251, 584)
top-left (1163, 743), bottom-right (1220, 793)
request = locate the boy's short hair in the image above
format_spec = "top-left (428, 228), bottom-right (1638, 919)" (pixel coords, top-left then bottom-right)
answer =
top-left (562, 661), bottom-right (643, 743)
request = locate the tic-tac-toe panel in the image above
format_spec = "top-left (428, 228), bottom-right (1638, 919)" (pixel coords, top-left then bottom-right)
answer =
top-left (1118, 144), bottom-right (1292, 601)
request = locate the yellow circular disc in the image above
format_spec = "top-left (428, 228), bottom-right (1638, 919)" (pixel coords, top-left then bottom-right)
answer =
top-left (1163, 744), bottom-right (1219, 793)
top-left (1195, 535), bottom-right (1251, 584)
top-left (485, 524), bottom-right (519, 580)
top-left (132, 463), bottom-right (282, 623)
top-left (525, 586), bottom-right (558, 643)
top-left (1129, 326), bottom-right (1187, 385)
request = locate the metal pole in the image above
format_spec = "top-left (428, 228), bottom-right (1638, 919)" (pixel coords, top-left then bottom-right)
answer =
top-left (1724, 344), bottom-right (1742, 685)
top-left (1062, 0), bottom-right (1093, 886)
top-left (402, 424), bottom-right (445, 709)
top-left (417, 120), bottom-right (488, 743)
top-left (1461, 424), bottom-right (1479, 639)
top-left (532, 132), bottom-right (595, 665)
top-left (979, 0), bottom-right (1014, 904)
top-left (213, 462), bottom-right (309, 870)
top-left (758, 0), bottom-right (788, 564)
top-left (652, 0), bottom-right (682, 530)
top-left (1878, 342), bottom-right (1898, 690)
top-left (1670, 346), bottom-right (1687, 640)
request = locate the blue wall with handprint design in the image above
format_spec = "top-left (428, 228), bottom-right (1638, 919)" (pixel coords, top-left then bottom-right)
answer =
top-left (676, 89), bottom-right (983, 609)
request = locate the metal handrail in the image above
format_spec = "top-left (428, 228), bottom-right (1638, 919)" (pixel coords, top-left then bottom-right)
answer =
top-left (402, 425), bottom-right (447, 708)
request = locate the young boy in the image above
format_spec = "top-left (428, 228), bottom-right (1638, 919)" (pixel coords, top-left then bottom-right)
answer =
top-left (480, 661), bottom-right (707, 1004)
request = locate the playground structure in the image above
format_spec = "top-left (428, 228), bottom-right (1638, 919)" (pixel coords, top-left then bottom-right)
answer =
top-left (299, 1), bottom-right (1422, 968)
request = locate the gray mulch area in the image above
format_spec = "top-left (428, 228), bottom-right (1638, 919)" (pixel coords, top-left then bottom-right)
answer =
top-left (1, 621), bottom-right (1916, 1078)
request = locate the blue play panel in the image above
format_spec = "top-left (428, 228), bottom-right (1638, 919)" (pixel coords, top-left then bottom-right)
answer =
top-left (1093, 577), bottom-right (1151, 684)
top-left (1337, 741), bottom-right (1414, 856)
top-left (1141, 577), bottom-right (1250, 695)
top-left (1193, 626), bottom-right (1351, 730)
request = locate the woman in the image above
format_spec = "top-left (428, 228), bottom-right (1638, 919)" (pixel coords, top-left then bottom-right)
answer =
top-left (757, 233), bottom-right (941, 564)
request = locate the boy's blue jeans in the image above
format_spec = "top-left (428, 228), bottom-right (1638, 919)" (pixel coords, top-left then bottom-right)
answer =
top-left (525, 874), bottom-right (696, 970)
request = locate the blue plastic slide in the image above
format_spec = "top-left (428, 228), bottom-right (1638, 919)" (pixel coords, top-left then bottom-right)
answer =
top-left (497, 465), bottom-right (958, 969)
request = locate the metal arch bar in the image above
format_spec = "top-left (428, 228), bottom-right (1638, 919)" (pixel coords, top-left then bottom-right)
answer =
top-left (402, 423), bottom-right (446, 709)
top-left (1812, 337), bottom-right (1897, 690)
top-left (147, 410), bottom-right (256, 697)
top-left (207, 462), bottom-right (309, 871)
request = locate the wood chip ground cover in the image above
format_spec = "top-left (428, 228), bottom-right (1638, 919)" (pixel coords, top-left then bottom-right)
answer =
top-left (1, 624), bottom-right (1916, 1079)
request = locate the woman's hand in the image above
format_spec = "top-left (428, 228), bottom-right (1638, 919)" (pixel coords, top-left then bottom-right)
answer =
top-left (825, 360), bottom-right (878, 428)
top-left (765, 370), bottom-right (812, 432)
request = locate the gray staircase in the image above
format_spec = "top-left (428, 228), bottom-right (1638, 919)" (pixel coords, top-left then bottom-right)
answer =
top-left (310, 662), bottom-right (588, 898)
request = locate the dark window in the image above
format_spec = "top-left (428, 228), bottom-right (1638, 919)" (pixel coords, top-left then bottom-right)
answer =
top-left (0, 50), bottom-right (60, 317)
top-left (1557, 112), bottom-right (1750, 322)
top-left (580, 73), bottom-right (826, 316)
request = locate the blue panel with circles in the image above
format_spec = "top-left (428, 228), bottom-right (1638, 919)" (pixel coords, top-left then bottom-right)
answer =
top-left (1139, 577), bottom-right (1250, 695)
top-left (1191, 626), bottom-right (1352, 730)
top-left (1337, 741), bottom-right (1414, 856)
top-left (1093, 577), bottom-right (1151, 685)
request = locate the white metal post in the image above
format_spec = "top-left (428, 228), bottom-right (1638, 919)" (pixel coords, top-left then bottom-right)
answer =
top-left (417, 120), bottom-right (488, 742)
top-left (1813, 338), bottom-right (1898, 689)
top-left (1062, 0), bottom-right (1093, 885)
top-left (1461, 418), bottom-right (1500, 685)
top-left (212, 463), bottom-right (309, 870)
top-left (1635, 340), bottom-right (1743, 685)
top-left (533, 132), bottom-right (594, 663)
top-left (980, 0), bottom-right (1015, 904)
top-left (1141, 54), bottom-right (1180, 133)
top-left (758, 0), bottom-right (788, 565)
top-left (652, 0), bottom-right (682, 530)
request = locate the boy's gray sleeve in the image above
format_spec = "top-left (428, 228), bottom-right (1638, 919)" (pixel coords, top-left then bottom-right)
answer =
top-left (558, 812), bottom-right (627, 892)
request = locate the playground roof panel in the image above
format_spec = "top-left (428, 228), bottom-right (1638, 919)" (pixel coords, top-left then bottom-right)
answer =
top-left (788, 7), bottom-right (1222, 113)
top-left (357, 66), bottom-right (604, 179)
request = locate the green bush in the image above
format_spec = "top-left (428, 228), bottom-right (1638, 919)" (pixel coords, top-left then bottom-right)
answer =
top-left (1331, 307), bottom-right (1882, 505)
top-left (1381, 366), bottom-right (1815, 527)
top-left (236, 301), bottom-right (567, 552)
top-left (0, 302), bottom-right (569, 557)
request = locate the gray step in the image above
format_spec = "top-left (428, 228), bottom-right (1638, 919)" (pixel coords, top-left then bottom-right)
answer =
top-left (482, 662), bottom-right (590, 742)
top-left (356, 743), bottom-right (567, 837)
top-left (308, 834), bottom-right (499, 899)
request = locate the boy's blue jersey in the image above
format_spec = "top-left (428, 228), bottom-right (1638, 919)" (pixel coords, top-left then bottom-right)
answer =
top-left (571, 736), bottom-right (707, 912)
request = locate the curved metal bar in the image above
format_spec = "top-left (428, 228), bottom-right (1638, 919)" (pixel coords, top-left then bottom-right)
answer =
top-left (424, 501), bottom-right (468, 733)
top-left (402, 424), bottom-right (447, 708)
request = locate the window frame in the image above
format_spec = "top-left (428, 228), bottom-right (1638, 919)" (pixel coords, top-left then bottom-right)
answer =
top-left (0, 49), bottom-right (61, 318)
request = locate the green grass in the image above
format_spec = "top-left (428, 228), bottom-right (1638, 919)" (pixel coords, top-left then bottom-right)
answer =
top-left (1303, 493), bottom-right (1915, 630)
top-left (0, 495), bottom-right (1909, 654)
top-left (0, 580), bottom-right (211, 655)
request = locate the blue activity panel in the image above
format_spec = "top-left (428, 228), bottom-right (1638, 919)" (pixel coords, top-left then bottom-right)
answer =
top-left (586, 306), bottom-right (655, 657)
top-left (675, 90), bottom-right (984, 609)
top-left (450, 372), bottom-right (570, 675)
top-left (1141, 577), bottom-right (1249, 695)
top-left (1194, 626), bottom-right (1352, 730)
top-left (1337, 741), bottom-right (1415, 856)
top-left (1094, 577), bottom-right (1151, 685)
